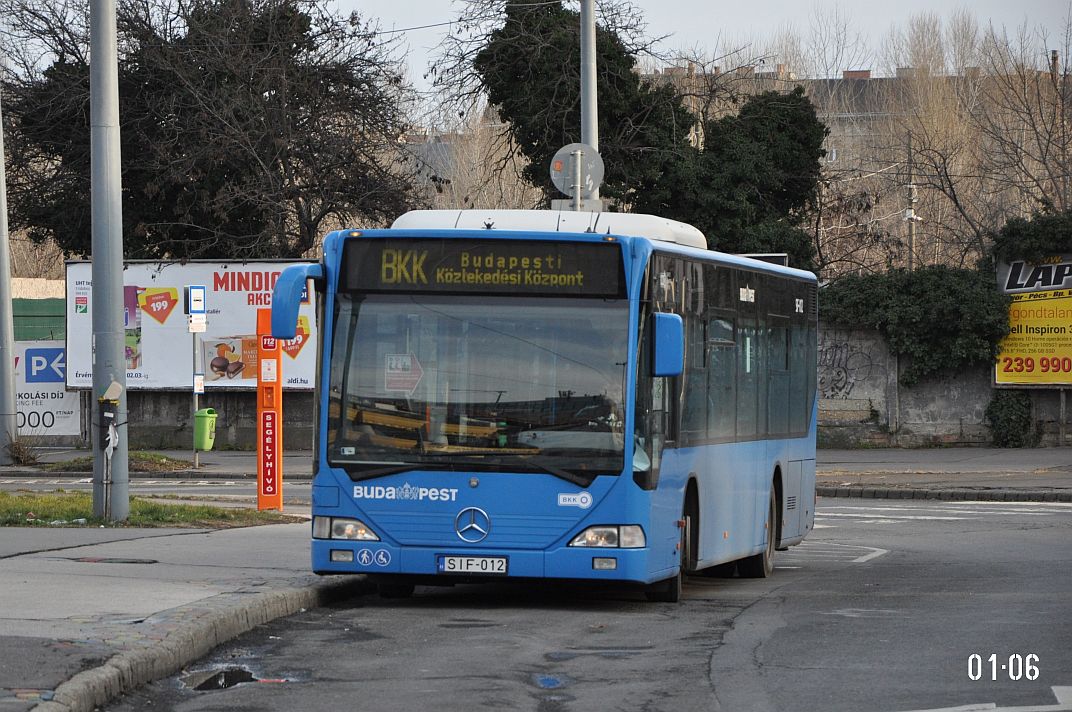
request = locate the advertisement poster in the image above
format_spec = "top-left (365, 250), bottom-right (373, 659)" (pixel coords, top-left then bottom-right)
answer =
top-left (66, 261), bottom-right (317, 390)
top-left (996, 255), bottom-right (1072, 386)
top-left (15, 341), bottom-right (81, 436)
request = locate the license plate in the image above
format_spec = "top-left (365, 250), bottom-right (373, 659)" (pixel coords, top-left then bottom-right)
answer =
top-left (437, 555), bottom-right (508, 575)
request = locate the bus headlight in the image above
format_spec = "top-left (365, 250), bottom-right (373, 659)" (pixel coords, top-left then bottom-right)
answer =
top-left (312, 516), bottom-right (380, 541)
top-left (569, 525), bottom-right (645, 548)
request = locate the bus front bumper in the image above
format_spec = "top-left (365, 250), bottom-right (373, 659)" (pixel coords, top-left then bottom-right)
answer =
top-left (311, 539), bottom-right (670, 584)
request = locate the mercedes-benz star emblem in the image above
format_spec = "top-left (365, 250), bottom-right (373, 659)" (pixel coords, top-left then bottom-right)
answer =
top-left (454, 507), bottom-right (491, 543)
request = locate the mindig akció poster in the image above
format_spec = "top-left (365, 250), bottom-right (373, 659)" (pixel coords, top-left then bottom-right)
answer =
top-left (66, 261), bottom-right (317, 390)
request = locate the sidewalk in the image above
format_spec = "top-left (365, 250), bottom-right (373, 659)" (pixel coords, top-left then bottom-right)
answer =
top-left (2, 448), bottom-right (314, 481)
top-left (0, 524), bottom-right (371, 712)
top-left (816, 448), bottom-right (1072, 501)
top-left (8, 446), bottom-right (1072, 501)
top-left (2, 447), bottom-right (1071, 711)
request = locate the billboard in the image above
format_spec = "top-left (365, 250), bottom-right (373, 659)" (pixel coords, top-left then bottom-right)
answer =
top-left (66, 261), bottom-right (317, 390)
top-left (996, 255), bottom-right (1072, 386)
top-left (15, 341), bottom-right (81, 437)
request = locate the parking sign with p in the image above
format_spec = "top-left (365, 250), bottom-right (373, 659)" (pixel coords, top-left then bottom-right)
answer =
top-left (25, 348), bottom-right (66, 383)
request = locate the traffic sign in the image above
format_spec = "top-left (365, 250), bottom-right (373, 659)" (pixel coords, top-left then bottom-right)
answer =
top-left (549, 142), bottom-right (604, 199)
top-left (186, 284), bottom-right (207, 314)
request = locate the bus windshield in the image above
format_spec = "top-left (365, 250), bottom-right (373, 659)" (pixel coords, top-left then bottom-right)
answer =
top-left (328, 293), bottom-right (629, 483)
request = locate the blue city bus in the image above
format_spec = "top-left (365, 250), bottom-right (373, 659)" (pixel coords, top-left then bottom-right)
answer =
top-left (271, 210), bottom-right (817, 601)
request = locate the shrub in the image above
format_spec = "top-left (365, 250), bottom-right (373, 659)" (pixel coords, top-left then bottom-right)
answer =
top-left (984, 390), bottom-right (1038, 447)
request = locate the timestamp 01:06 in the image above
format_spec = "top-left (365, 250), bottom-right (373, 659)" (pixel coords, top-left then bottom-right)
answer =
top-left (968, 654), bottom-right (1040, 681)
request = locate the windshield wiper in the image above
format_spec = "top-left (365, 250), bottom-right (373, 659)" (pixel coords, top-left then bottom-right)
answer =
top-left (335, 453), bottom-right (601, 487)
top-left (526, 457), bottom-right (595, 487)
top-left (415, 446), bottom-right (540, 456)
top-left (536, 447), bottom-right (622, 458)
top-left (337, 463), bottom-right (431, 481)
top-left (487, 455), bottom-right (595, 487)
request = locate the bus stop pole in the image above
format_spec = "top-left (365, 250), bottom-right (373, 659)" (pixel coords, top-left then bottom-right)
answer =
top-left (192, 333), bottom-right (199, 468)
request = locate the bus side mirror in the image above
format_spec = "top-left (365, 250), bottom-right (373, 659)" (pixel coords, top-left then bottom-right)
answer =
top-left (271, 263), bottom-right (324, 339)
top-left (651, 312), bottom-right (684, 377)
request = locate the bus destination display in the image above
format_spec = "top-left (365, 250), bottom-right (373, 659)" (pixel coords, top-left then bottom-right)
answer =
top-left (342, 238), bottom-right (625, 297)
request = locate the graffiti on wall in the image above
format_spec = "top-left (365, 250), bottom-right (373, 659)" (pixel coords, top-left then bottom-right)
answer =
top-left (818, 332), bottom-right (877, 399)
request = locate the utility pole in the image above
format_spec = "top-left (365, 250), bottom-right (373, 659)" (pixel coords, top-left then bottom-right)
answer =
top-left (0, 62), bottom-right (18, 465)
top-left (549, 0), bottom-right (604, 212)
top-left (906, 133), bottom-right (918, 272)
top-left (90, 0), bottom-right (129, 521)
top-left (579, 0), bottom-right (599, 201)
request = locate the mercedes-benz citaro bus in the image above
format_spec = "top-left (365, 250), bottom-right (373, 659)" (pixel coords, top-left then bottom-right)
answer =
top-left (271, 210), bottom-right (817, 602)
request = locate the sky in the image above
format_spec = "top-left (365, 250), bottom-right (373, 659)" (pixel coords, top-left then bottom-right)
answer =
top-left (343, 0), bottom-right (1070, 95)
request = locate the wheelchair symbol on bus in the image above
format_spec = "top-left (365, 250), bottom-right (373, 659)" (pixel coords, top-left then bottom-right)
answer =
top-left (374, 550), bottom-right (391, 567)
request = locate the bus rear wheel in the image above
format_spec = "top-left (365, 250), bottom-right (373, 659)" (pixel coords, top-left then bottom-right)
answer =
top-left (738, 485), bottom-right (777, 578)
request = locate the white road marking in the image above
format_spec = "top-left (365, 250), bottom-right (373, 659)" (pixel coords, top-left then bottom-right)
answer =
top-left (895, 685), bottom-right (1072, 712)
top-left (819, 512), bottom-right (967, 521)
top-left (820, 608), bottom-right (903, 618)
top-left (782, 541), bottom-right (888, 565)
top-left (824, 504), bottom-right (1072, 515)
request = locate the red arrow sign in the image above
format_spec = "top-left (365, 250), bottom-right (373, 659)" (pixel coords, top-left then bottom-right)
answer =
top-left (141, 290), bottom-right (178, 324)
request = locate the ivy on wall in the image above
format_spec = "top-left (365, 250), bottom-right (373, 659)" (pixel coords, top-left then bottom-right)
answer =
top-left (821, 266), bottom-right (1011, 386)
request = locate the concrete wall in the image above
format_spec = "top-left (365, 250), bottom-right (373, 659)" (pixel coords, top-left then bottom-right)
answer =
top-left (23, 390), bottom-right (315, 450)
top-left (125, 390), bottom-right (315, 450)
top-left (45, 327), bottom-right (1072, 450)
top-left (817, 328), bottom-right (1071, 447)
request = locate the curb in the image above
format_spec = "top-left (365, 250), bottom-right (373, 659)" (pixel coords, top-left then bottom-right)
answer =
top-left (816, 486), bottom-right (1072, 502)
top-left (31, 575), bottom-right (373, 712)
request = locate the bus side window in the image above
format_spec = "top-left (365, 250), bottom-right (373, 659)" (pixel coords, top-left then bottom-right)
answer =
top-left (681, 313), bottom-right (707, 443)
top-left (768, 316), bottom-right (790, 436)
top-left (707, 314), bottom-right (736, 440)
top-left (736, 270), bottom-right (759, 439)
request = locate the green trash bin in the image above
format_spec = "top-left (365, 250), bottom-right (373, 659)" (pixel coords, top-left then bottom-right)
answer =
top-left (194, 408), bottom-right (217, 451)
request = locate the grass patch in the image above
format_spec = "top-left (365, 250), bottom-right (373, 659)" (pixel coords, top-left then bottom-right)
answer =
top-left (41, 451), bottom-right (194, 473)
top-left (0, 491), bottom-right (298, 528)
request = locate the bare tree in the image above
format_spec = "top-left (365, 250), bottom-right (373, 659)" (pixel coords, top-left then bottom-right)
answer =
top-left (873, 10), bottom-right (1072, 269)
top-left (974, 20), bottom-right (1072, 214)
top-left (407, 115), bottom-right (543, 211)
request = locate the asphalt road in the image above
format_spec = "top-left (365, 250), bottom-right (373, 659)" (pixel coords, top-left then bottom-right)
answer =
top-left (102, 499), bottom-right (1072, 712)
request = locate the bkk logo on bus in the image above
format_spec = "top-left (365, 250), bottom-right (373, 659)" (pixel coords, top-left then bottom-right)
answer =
top-left (353, 482), bottom-right (459, 502)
